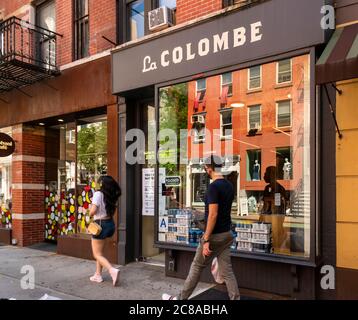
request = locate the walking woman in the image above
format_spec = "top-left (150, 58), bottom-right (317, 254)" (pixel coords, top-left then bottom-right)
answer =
top-left (89, 175), bottom-right (121, 286)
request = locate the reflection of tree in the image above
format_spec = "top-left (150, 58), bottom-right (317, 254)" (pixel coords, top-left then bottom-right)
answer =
top-left (77, 122), bottom-right (107, 183)
top-left (159, 83), bottom-right (188, 175)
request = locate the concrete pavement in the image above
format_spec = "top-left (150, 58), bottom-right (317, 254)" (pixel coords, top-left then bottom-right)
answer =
top-left (0, 244), bottom-right (213, 300)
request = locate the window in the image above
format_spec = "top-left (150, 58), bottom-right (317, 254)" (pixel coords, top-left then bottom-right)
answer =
top-left (277, 59), bottom-right (292, 84)
top-left (221, 72), bottom-right (233, 96)
top-left (248, 105), bottom-right (261, 131)
top-left (276, 147), bottom-right (293, 180)
top-left (0, 128), bottom-right (12, 230)
top-left (220, 109), bottom-right (233, 139)
top-left (196, 79), bottom-right (206, 101)
top-left (44, 115), bottom-right (108, 240)
top-left (277, 100), bottom-right (292, 128)
top-left (159, 0), bottom-right (176, 9)
top-left (192, 172), bottom-right (209, 205)
top-left (156, 54), bottom-right (312, 259)
top-left (127, 0), bottom-right (145, 41)
top-left (74, 0), bottom-right (89, 60)
top-left (247, 149), bottom-right (261, 181)
top-left (192, 114), bottom-right (206, 143)
top-left (248, 66), bottom-right (261, 90)
top-left (37, 1), bottom-right (56, 68)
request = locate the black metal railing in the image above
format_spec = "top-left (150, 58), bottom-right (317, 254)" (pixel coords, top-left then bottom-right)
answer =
top-left (0, 16), bottom-right (61, 73)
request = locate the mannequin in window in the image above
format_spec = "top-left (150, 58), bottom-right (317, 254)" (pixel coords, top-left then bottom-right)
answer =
top-left (283, 158), bottom-right (291, 180)
top-left (252, 159), bottom-right (260, 181)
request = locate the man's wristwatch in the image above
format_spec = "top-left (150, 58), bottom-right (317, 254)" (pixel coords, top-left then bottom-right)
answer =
top-left (202, 237), bottom-right (209, 243)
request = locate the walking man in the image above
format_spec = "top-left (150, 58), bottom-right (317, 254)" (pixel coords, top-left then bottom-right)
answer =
top-left (163, 155), bottom-right (240, 300)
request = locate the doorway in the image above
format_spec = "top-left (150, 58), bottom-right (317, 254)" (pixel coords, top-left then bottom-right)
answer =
top-left (135, 101), bottom-right (164, 265)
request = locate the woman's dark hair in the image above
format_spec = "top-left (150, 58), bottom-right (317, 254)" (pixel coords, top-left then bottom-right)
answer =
top-left (99, 175), bottom-right (121, 216)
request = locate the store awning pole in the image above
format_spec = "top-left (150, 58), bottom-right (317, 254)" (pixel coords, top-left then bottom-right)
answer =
top-left (323, 84), bottom-right (343, 139)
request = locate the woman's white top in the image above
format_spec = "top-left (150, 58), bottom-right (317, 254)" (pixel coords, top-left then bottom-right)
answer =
top-left (92, 191), bottom-right (108, 220)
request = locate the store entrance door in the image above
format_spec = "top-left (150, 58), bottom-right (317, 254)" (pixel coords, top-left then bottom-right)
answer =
top-left (137, 101), bottom-right (164, 264)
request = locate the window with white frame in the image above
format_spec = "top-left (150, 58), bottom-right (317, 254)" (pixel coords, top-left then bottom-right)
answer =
top-left (220, 109), bottom-right (233, 138)
top-left (277, 59), bottom-right (292, 84)
top-left (196, 79), bottom-right (206, 101)
top-left (248, 65), bottom-right (261, 90)
top-left (221, 72), bottom-right (233, 96)
top-left (248, 105), bottom-right (261, 131)
top-left (277, 100), bottom-right (292, 128)
top-left (192, 114), bottom-right (206, 143)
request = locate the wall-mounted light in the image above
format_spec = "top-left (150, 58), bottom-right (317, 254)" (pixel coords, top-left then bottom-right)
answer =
top-left (58, 119), bottom-right (64, 122)
top-left (39, 123), bottom-right (45, 126)
top-left (287, 94), bottom-right (292, 99)
top-left (231, 102), bottom-right (245, 108)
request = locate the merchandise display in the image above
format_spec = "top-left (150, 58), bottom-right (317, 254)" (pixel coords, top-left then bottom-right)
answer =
top-left (160, 209), bottom-right (205, 246)
top-left (235, 222), bottom-right (272, 253)
top-left (0, 206), bottom-right (11, 229)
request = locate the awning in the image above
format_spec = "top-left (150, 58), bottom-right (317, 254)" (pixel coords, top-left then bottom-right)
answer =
top-left (316, 23), bottom-right (358, 85)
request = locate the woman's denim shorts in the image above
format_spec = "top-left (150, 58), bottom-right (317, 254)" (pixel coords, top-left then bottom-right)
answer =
top-left (92, 219), bottom-right (115, 240)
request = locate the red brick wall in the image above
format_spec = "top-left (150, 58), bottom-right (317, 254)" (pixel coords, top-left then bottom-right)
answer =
top-left (89, 0), bottom-right (117, 56)
top-left (1, 0), bottom-right (118, 66)
top-left (176, 0), bottom-right (222, 24)
top-left (12, 219), bottom-right (45, 247)
top-left (56, 0), bottom-right (73, 66)
top-left (11, 125), bottom-right (46, 247)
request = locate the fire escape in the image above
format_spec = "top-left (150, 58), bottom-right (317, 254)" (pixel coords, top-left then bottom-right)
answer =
top-left (0, 17), bottom-right (62, 95)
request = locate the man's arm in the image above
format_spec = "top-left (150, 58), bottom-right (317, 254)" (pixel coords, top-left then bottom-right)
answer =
top-left (203, 203), bottom-right (218, 241)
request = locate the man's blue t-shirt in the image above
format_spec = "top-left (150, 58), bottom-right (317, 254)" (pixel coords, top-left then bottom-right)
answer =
top-left (204, 178), bottom-right (234, 234)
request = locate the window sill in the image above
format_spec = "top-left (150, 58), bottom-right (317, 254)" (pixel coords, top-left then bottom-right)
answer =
top-left (246, 132), bottom-right (262, 137)
top-left (274, 127), bottom-right (292, 133)
top-left (246, 88), bottom-right (262, 94)
top-left (220, 136), bottom-right (233, 141)
top-left (193, 140), bottom-right (205, 144)
top-left (155, 242), bottom-right (317, 267)
top-left (275, 82), bottom-right (293, 89)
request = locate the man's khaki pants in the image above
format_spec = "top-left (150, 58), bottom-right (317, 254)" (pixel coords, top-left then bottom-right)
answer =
top-left (179, 231), bottom-right (240, 300)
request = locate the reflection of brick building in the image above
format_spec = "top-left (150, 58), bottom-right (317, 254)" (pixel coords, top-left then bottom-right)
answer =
top-left (187, 55), bottom-right (309, 212)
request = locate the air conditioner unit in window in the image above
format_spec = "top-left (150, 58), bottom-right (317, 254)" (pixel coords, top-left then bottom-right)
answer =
top-left (148, 6), bottom-right (174, 32)
top-left (191, 115), bottom-right (205, 124)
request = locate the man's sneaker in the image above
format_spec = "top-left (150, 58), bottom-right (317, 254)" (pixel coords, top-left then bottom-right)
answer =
top-left (90, 273), bottom-right (103, 283)
top-left (162, 293), bottom-right (178, 300)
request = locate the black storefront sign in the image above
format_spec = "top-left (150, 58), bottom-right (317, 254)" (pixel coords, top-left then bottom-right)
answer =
top-left (112, 0), bottom-right (331, 94)
top-left (0, 133), bottom-right (15, 157)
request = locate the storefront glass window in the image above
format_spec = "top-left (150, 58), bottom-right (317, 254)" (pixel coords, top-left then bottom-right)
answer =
top-left (45, 123), bottom-right (76, 240)
top-left (157, 54), bottom-right (312, 258)
top-left (44, 115), bottom-right (107, 240)
top-left (77, 115), bottom-right (107, 234)
top-left (0, 127), bottom-right (12, 229)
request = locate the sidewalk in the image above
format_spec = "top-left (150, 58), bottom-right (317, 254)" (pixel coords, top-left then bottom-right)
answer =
top-left (0, 244), bottom-right (213, 300)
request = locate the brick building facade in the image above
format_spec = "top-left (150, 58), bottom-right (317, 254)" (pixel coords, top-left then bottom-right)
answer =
top-left (1, 0), bottom-right (357, 299)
